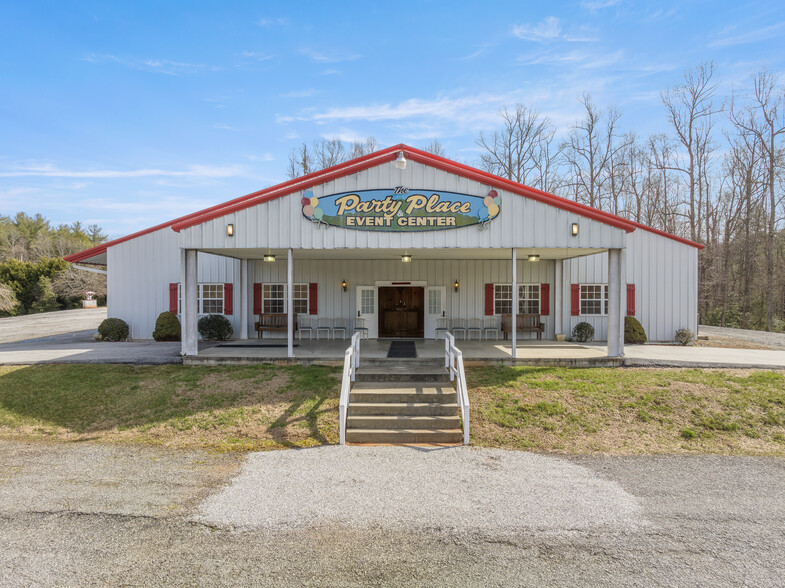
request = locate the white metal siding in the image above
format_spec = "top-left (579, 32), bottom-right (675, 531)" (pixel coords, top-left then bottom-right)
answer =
top-left (180, 160), bottom-right (626, 251)
top-left (563, 230), bottom-right (698, 342)
top-left (107, 228), bottom-right (242, 339)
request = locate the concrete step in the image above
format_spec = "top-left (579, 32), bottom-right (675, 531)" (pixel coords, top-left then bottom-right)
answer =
top-left (355, 366), bottom-right (450, 383)
top-left (348, 402), bottom-right (460, 416)
top-left (347, 415), bottom-right (461, 429)
top-left (345, 428), bottom-right (463, 444)
top-left (350, 383), bottom-right (457, 404)
top-left (359, 357), bottom-right (446, 368)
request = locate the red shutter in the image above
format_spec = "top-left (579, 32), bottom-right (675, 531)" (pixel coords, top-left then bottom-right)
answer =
top-left (309, 283), bottom-right (318, 315)
top-left (253, 283), bottom-right (262, 315)
top-left (626, 284), bottom-right (636, 316)
top-left (571, 284), bottom-right (580, 316)
top-left (540, 283), bottom-right (550, 315)
top-left (169, 283), bottom-right (178, 314)
top-left (223, 283), bottom-right (233, 315)
top-left (484, 283), bottom-right (494, 316)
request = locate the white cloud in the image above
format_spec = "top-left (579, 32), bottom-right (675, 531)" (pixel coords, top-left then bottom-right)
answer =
top-left (280, 88), bottom-right (318, 98)
top-left (0, 163), bottom-right (245, 179)
top-left (511, 17), bottom-right (562, 42)
top-left (581, 0), bottom-right (622, 12)
top-left (240, 51), bottom-right (275, 61)
top-left (84, 53), bottom-right (215, 76)
top-left (709, 21), bottom-right (785, 48)
top-left (300, 48), bottom-right (361, 63)
top-left (258, 17), bottom-right (288, 27)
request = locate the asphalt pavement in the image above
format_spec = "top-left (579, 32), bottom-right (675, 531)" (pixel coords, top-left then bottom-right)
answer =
top-left (1, 442), bottom-right (783, 586)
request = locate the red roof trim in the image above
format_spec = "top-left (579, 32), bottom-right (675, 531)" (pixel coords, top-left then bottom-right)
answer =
top-left (65, 143), bottom-right (703, 262)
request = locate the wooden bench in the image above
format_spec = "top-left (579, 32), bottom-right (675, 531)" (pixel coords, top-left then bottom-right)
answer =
top-left (254, 313), bottom-right (297, 339)
top-left (501, 313), bottom-right (545, 341)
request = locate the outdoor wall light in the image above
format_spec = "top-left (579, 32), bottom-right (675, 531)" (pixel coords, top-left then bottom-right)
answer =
top-left (528, 254), bottom-right (540, 262)
top-left (226, 223), bottom-right (234, 237)
top-left (263, 254), bottom-right (276, 262)
top-left (341, 279), bottom-right (347, 292)
top-left (454, 279), bottom-right (460, 292)
top-left (571, 222), bottom-right (579, 236)
top-left (395, 151), bottom-right (407, 170)
top-left (401, 254), bottom-right (412, 263)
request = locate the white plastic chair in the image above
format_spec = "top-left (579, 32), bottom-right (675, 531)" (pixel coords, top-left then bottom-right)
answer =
top-left (434, 317), bottom-right (450, 341)
top-left (467, 318), bottom-right (483, 340)
top-left (483, 316), bottom-right (500, 340)
top-left (451, 318), bottom-right (467, 340)
top-left (332, 318), bottom-right (348, 340)
top-left (316, 318), bottom-right (332, 339)
top-left (297, 315), bottom-right (314, 340)
top-left (354, 318), bottom-right (368, 339)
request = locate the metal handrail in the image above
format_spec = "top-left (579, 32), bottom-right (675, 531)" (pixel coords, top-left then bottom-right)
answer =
top-left (339, 332), bottom-right (362, 445)
top-left (444, 332), bottom-right (470, 445)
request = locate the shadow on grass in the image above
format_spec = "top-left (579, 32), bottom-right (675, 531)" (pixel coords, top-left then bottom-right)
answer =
top-left (0, 363), bottom-right (341, 443)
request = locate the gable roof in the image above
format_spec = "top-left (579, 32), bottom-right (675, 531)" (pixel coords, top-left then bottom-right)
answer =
top-left (65, 143), bottom-right (702, 263)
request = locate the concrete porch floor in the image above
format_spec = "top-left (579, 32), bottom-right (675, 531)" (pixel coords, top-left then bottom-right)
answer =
top-left (185, 338), bottom-right (620, 367)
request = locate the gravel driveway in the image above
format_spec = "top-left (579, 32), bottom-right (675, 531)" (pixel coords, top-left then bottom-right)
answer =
top-left (1, 442), bottom-right (783, 586)
top-left (699, 324), bottom-right (785, 350)
top-left (0, 307), bottom-right (106, 344)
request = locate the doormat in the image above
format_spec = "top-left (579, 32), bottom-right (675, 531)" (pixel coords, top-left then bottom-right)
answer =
top-left (387, 340), bottom-right (417, 358)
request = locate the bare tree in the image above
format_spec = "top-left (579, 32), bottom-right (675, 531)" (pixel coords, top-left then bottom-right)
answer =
top-left (422, 139), bottom-right (447, 157)
top-left (286, 142), bottom-right (315, 179)
top-left (661, 62), bottom-right (720, 243)
top-left (476, 104), bottom-right (558, 189)
top-left (0, 282), bottom-right (16, 313)
top-left (730, 69), bottom-right (785, 331)
top-left (51, 266), bottom-right (107, 299)
top-left (562, 94), bottom-right (631, 210)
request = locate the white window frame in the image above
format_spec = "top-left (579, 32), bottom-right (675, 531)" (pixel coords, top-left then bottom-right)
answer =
top-left (175, 283), bottom-right (226, 315)
top-left (494, 283), bottom-right (541, 315)
top-left (262, 283), bottom-right (309, 315)
top-left (580, 284), bottom-right (608, 316)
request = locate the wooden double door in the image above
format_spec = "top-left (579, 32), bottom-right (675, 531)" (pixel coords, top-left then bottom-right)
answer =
top-left (378, 286), bottom-right (424, 338)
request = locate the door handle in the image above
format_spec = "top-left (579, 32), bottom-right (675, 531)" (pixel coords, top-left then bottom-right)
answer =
top-left (442, 310), bottom-right (445, 317)
top-left (357, 310), bottom-right (361, 317)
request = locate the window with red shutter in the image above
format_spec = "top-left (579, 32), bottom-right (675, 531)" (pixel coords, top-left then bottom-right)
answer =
top-left (484, 283), bottom-right (494, 316)
top-left (169, 283), bottom-right (178, 314)
top-left (253, 283), bottom-right (262, 315)
top-left (571, 284), bottom-right (580, 316)
top-left (223, 283), bottom-right (233, 315)
top-left (540, 283), bottom-right (550, 315)
top-left (308, 283), bottom-right (318, 315)
top-left (626, 284), bottom-right (636, 316)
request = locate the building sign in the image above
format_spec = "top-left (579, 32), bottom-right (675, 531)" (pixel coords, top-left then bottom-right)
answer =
top-left (301, 188), bottom-right (500, 231)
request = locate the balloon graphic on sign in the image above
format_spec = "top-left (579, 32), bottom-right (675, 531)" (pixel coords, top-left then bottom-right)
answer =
top-left (302, 190), bottom-right (325, 222)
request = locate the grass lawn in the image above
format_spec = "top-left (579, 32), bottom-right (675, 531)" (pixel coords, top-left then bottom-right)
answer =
top-left (0, 364), bottom-right (783, 455)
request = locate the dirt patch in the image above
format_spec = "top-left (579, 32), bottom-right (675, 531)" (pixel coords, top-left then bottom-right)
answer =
top-left (695, 337), bottom-right (777, 350)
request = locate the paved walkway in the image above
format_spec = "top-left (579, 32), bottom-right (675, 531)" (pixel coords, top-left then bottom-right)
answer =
top-left (1, 441), bottom-right (783, 586)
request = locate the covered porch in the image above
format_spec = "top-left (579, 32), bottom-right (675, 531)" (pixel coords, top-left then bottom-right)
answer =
top-left (183, 338), bottom-right (622, 367)
top-left (178, 246), bottom-right (627, 361)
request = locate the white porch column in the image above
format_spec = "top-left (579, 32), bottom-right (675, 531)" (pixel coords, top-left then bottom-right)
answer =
top-left (511, 248), bottom-right (517, 359)
top-left (554, 259), bottom-right (563, 338)
top-left (240, 258), bottom-right (249, 340)
top-left (287, 248), bottom-right (294, 358)
top-left (608, 248), bottom-right (624, 357)
top-left (183, 249), bottom-right (198, 356)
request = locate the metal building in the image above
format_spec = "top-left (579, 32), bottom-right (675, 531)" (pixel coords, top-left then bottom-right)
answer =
top-left (66, 144), bottom-right (702, 358)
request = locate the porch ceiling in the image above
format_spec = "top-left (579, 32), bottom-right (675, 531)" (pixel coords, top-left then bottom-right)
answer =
top-left (198, 247), bottom-right (607, 261)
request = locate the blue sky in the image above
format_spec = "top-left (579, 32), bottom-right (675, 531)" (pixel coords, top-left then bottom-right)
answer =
top-left (1, 0), bottom-right (783, 238)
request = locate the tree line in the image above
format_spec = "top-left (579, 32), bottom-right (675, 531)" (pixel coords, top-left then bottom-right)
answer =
top-left (288, 63), bottom-right (785, 332)
top-left (0, 213), bottom-right (107, 315)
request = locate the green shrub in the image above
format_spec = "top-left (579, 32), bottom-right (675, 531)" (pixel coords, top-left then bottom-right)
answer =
top-left (571, 321), bottom-right (595, 343)
top-left (675, 328), bottom-right (694, 345)
top-left (624, 316), bottom-right (647, 344)
top-left (152, 311), bottom-right (181, 341)
top-left (198, 314), bottom-right (233, 341)
top-left (98, 318), bottom-right (129, 342)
